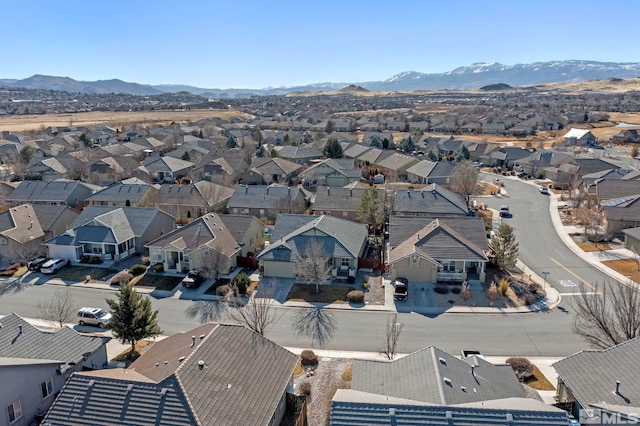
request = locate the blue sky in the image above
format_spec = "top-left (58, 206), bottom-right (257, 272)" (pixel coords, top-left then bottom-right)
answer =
top-left (4, 0), bottom-right (638, 89)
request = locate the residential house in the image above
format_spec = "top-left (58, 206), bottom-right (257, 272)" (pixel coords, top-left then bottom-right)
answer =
top-left (298, 158), bottom-right (361, 190)
top-left (191, 148), bottom-right (249, 185)
top-left (257, 214), bottom-right (368, 280)
top-left (330, 389), bottom-right (571, 426)
top-left (43, 323), bottom-right (297, 426)
top-left (217, 215), bottom-right (265, 257)
top-left (155, 181), bottom-right (234, 221)
top-left (31, 204), bottom-right (80, 239)
top-left (0, 204), bottom-right (46, 264)
top-left (406, 160), bottom-right (455, 185)
top-left (623, 227), bottom-right (640, 253)
top-left (146, 213), bottom-right (240, 274)
top-left (393, 184), bottom-right (469, 217)
top-left (84, 156), bottom-right (138, 185)
top-left (23, 157), bottom-right (69, 181)
top-left (274, 145), bottom-right (323, 165)
top-left (137, 155), bottom-right (194, 183)
top-left (563, 128), bottom-right (597, 146)
top-left (601, 194), bottom-right (640, 233)
top-left (242, 157), bottom-right (302, 185)
top-left (375, 152), bottom-right (419, 180)
top-left (7, 180), bottom-right (100, 207)
top-left (0, 313), bottom-right (109, 426)
top-left (387, 216), bottom-right (488, 283)
top-left (362, 132), bottom-right (394, 148)
top-left (84, 183), bottom-right (159, 208)
top-left (553, 337), bottom-right (640, 423)
top-left (43, 206), bottom-right (175, 263)
top-left (313, 186), bottom-right (385, 222)
top-left (518, 150), bottom-right (574, 179)
top-left (487, 147), bottom-right (532, 169)
top-left (482, 122), bottom-right (507, 135)
top-left (227, 185), bottom-right (307, 221)
top-left (612, 128), bottom-right (640, 143)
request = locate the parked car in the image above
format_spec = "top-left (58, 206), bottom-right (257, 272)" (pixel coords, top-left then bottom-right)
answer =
top-left (40, 258), bottom-right (66, 274)
top-left (499, 205), bottom-right (510, 217)
top-left (28, 256), bottom-right (49, 272)
top-left (539, 186), bottom-right (549, 195)
top-left (492, 177), bottom-right (502, 184)
top-left (181, 269), bottom-right (205, 288)
top-left (471, 161), bottom-right (483, 168)
top-left (393, 277), bottom-right (408, 301)
top-left (77, 307), bottom-right (112, 328)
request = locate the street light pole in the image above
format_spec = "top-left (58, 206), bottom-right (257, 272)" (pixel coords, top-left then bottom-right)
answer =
top-left (542, 271), bottom-right (550, 291)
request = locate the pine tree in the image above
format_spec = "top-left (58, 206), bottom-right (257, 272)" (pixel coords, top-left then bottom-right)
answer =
top-left (631, 144), bottom-right (639, 159)
top-left (106, 282), bottom-right (162, 355)
top-left (491, 223), bottom-right (519, 271)
top-left (357, 186), bottom-right (383, 228)
top-left (399, 137), bottom-right (414, 153)
top-left (323, 138), bottom-right (343, 158)
top-left (428, 150), bottom-right (438, 162)
top-left (226, 135), bottom-right (238, 148)
top-left (256, 143), bottom-right (266, 158)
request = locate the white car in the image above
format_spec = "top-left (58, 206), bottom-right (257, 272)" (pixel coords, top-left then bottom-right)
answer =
top-left (40, 258), bottom-right (66, 274)
top-left (539, 186), bottom-right (550, 195)
top-left (77, 307), bottom-right (112, 328)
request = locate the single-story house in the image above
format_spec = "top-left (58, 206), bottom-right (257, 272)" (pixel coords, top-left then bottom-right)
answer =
top-left (563, 128), bottom-right (597, 146)
top-left (257, 214), bottom-right (368, 280)
top-left (393, 184), bottom-right (469, 217)
top-left (227, 185), bottom-right (307, 221)
top-left (387, 216), bottom-right (488, 283)
top-left (242, 157), bottom-right (302, 185)
top-left (313, 186), bottom-right (385, 222)
top-left (84, 183), bottom-right (159, 207)
top-left (1, 313), bottom-right (110, 426)
top-left (43, 323), bottom-right (297, 426)
top-left (0, 204), bottom-right (46, 264)
top-left (7, 180), bottom-right (100, 207)
top-left (145, 213), bottom-right (240, 274)
top-left (43, 206), bottom-right (175, 263)
top-left (297, 158), bottom-right (361, 190)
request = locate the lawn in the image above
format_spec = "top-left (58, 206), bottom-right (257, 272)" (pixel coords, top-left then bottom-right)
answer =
top-left (577, 241), bottom-right (614, 252)
top-left (286, 284), bottom-right (356, 304)
top-left (134, 274), bottom-right (182, 291)
top-left (602, 258), bottom-right (640, 283)
top-left (525, 364), bottom-right (556, 391)
top-left (52, 266), bottom-right (118, 282)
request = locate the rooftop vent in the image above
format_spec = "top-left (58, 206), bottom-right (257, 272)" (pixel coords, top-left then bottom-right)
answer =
top-left (163, 361), bottom-right (168, 365)
top-left (438, 357), bottom-right (447, 365)
top-left (160, 388), bottom-right (168, 397)
top-left (199, 334), bottom-right (205, 340)
top-left (461, 386), bottom-right (467, 392)
top-left (178, 356), bottom-right (185, 362)
top-left (88, 380), bottom-right (95, 388)
top-left (389, 408), bottom-right (396, 417)
top-left (616, 381), bottom-right (621, 394)
top-left (443, 377), bottom-right (452, 386)
top-left (126, 384), bottom-right (133, 393)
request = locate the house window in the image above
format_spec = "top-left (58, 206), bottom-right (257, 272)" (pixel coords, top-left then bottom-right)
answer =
top-left (443, 261), bottom-right (456, 272)
top-left (343, 211), bottom-right (348, 217)
top-left (410, 254), bottom-right (419, 265)
top-left (41, 378), bottom-right (54, 399)
top-left (341, 258), bottom-right (350, 267)
top-left (260, 209), bottom-right (265, 216)
top-left (7, 400), bottom-right (21, 423)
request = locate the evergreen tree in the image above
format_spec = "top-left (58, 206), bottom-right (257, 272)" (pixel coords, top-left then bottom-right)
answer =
top-left (491, 223), bottom-right (519, 271)
top-left (270, 148), bottom-right (279, 158)
top-left (226, 135), bottom-right (238, 148)
top-left (399, 137), bottom-right (414, 153)
top-left (181, 151), bottom-right (191, 161)
top-left (370, 136), bottom-right (383, 149)
top-left (231, 272), bottom-right (250, 296)
top-left (357, 186), bottom-right (383, 228)
top-left (283, 133), bottom-right (290, 144)
top-left (252, 130), bottom-right (263, 143)
top-left (19, 145), bottom-right (34, 164)
top-left (198, 129), bottom-right (204, 139)
top-left (256, 143), bottom-right (266, 158)
top-left (323, 138), bottom-right (343, 158)
top-left (631, 144), bottom-right (639, 159)
top-left (106, 282), bottom-right (162, 354)
top-left (382, 138), bottom-right (390, 150)
top-left (428, 150), bottom-right (438, 162)
top-left (460, 145), bottom-right (470, 160)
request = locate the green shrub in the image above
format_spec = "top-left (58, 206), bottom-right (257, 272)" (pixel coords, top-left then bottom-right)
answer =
top-left (80, 255), bottom-right (90, 264)
top-left (300, 349), bottom-right (318, 366)
top-left (346, 290), bottom-right (365, 303)
top-left (346, 275), bottom-right (355, 284)
top-left (231, 272), bottom-right (250, 295)
top-left (152, 263), bottom-right (164, 273)
top-left (128, 264), bottom-right (147, 276)
top-left (434, 284), bottom-right (449, 295)
top-left (89, 256), bottom-right (102, 264)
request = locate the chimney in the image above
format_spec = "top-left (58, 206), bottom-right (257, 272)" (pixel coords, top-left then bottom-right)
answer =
top-left (349, 189), bottom-right (352, 196)
top-left (327, 187), bottom-right (330, 196)
top-left (18, 325), bottom-right (22, 334)
top-left (616, 381), bottom-right (621, 394)
top-left (191, 336), bottom-right (196, 347)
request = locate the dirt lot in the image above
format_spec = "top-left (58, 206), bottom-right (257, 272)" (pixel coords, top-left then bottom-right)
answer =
top-left (0, 109), bottom-right (248, 132)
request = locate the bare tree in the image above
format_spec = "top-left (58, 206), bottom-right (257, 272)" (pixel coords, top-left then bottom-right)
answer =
top-left (381, 313), bottom-right (403, 360)
top-left (291, 307), bottom-right (337, 347)
top-left (37, 288), bottom-right (77, 328)
top-left (294, 239), bottom-right (332, 293)
top-left (451, 160), bottom-right (481, 203)
top-left (572, 280), bottom-right (640, 349)
top-left (575, 202), bottom-right (606, 240)
top-left (197, 247), bottom-right (229, 281)
top-left (228, 281), bottom-right (276, 336)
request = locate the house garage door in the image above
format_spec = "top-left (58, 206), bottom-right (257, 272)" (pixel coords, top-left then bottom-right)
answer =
top-left (263, 261), bottom-right (295, 278)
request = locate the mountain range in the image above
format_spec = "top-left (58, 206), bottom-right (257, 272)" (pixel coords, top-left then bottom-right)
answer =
top-left (2, 60), bottom-right (640, 97)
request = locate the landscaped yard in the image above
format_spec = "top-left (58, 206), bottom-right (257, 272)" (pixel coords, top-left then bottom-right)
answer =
top-left (287, 284), bottom-right (356, 304)
top-left (602, 258), bottom-right (640, 283)
top-left (52, 266), bottom-right (118, 282)
top-left (525, 364), bottom-right (556, 391)
top-left (133, 274), bottom-right (182, 291)
top-left (577, 241), bottom-right (614, 252)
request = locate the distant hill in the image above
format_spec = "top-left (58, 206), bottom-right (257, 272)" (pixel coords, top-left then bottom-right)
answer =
top-left (479, 83), bottom-right (512, 91)
top-left (4, 60), bottom-right (640, 97)
top-left (337, 84), bottom-right (369, 93)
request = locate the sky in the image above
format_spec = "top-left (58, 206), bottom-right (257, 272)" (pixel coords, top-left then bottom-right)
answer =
top-left (4, 0), bottom-right (639, 89)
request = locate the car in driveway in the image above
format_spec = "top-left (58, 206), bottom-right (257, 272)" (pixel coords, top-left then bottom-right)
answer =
top-left (40, 258), bottom-right (66, 274)
top-left (28, 256), bottom-right (49, 272)
top-left (393, 277), bottom-right (408, 300)
top-left (77, 307), bottom-right (112, 328)
top-left (181, 269), bottom-right (205, 288)
top-left (539, 186), bottom-right (550, 195)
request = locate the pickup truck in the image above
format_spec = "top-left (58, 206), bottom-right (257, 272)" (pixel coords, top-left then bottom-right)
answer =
top-left (393, 277), bottom-right (408, 301)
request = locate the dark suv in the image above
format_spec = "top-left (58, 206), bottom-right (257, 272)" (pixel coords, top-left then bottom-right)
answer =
top-left (393, 277), bottom-right (408, 300)
top-left (181, 270), bottom-right (205, 288)
top-left (28, 256), bottom-right (49, 272)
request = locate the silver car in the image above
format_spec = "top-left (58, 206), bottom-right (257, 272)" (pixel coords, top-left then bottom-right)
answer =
top-left (77, 307), bottom-right (112, 328)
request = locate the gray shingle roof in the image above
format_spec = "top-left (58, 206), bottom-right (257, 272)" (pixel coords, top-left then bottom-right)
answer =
top-left (553, 336), bottom-right (640, 410)
top-left (227, 185), bottom-right (303, 209)
top-left (313, 186), bottom-right (385, 212)
top-left (388, 215), bottom-right (489, 251)
top-left (217, 214), bottom-right (264, 243)
top-left (7, 180), bottom-right (100, 204)
top-left (0, 313), bottom-right (109, 372)
top-left (393, 184), bottom-right (469, 216)
top-left (330, 390), bottom-right (570, 426)
top-left (72, 206), bottom-right (170, 238)
top-left (352, 346), bottom-right (525, 405)
top-left (0, 204), bottom-right (45, 242)
top-left (258, 214), bottom-right (368, 261)
top-left (143, 155), bottom-right (194, 172)
top-left (85, 183), bottom-right (155, 204)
